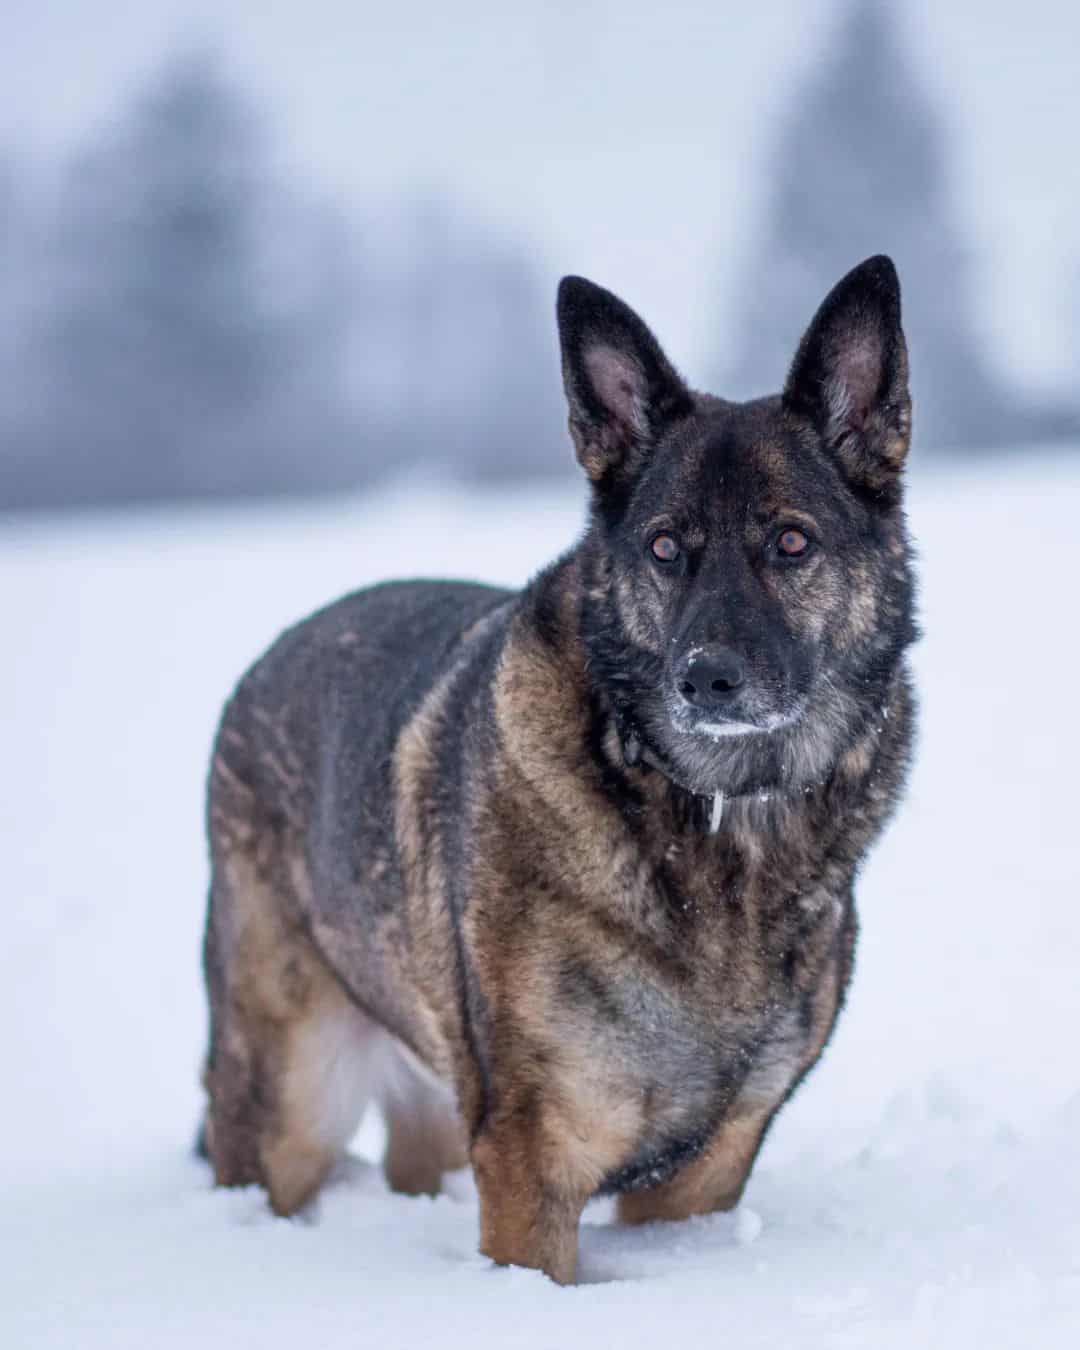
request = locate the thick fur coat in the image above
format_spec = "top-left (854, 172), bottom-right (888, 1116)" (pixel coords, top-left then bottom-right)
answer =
top-left (201, 255), bottom-right (917, 1283)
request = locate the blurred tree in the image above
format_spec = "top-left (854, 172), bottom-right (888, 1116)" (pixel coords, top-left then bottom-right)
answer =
top-left (1071, 265), bottom-right (1080, 424)
top-left (27, 47), bottom-right (358, 508)
top-left (717, 0), bottom-right (1059, 452)
top-left (388, 200), bottom-right (562, 480)
top-left (0, 157), bottom-right (16, 395)
top-left (0, 155), bottom-right (43, 503)
top-left (5, 48), bottom-right (567, 512)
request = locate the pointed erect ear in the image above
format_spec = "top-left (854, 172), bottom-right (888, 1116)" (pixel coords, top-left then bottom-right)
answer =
top-left (783, 256), bottom-right (911, 495)
top-left (557, 276), bottom-right (693, 485)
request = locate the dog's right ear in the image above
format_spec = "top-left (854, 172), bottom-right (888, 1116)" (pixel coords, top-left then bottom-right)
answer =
top-left (557, 277), bottom-right (693, 486)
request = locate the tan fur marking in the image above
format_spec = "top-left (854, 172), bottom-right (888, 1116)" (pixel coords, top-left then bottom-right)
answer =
top-left (617, 1107), bottom-right (773, 1224)
top-left (205, 848), bottom-right (380, 1214)
top-left (259, 989), bottom-right (378, 1215)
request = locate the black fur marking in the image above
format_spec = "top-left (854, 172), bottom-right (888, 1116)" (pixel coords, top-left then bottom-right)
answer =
top-left (557, 958), bottom-right (622, 1025)
top-left (598, 1126), bottom-right (714, 1196)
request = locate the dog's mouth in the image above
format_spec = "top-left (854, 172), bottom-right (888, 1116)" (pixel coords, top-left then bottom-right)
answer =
top-left (666, 699), bottom-right (804, 742)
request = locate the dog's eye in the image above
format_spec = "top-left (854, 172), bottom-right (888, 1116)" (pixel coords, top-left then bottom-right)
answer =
top-left (650, 533), bottom-right (680, 564)
top-left (776, 528), bottom-right (810, 558)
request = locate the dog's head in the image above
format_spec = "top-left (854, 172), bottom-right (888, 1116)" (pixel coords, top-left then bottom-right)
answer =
top-left (558, 257), bottom-right (916, 797)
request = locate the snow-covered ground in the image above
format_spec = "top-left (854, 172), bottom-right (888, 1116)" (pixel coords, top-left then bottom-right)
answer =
top-left (4, 450), bottom-right (1079, 1347)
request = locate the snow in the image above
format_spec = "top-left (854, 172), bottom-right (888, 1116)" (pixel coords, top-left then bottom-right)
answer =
top-left (4, 449), bottom-right (1080, 1346)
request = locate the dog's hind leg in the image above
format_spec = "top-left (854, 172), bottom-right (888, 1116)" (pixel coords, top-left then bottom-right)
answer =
top-left (380, 1045), bottom-right (468, 1196)
top-left (202, 849), bottom-right (383, 1216)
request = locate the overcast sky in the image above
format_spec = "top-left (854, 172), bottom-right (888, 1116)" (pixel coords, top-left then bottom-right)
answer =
top-left (4, 0), bottom-right (1077, 390)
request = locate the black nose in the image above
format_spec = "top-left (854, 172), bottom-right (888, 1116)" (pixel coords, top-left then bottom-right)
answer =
top-left (677, 647), bottom-right (747, 708)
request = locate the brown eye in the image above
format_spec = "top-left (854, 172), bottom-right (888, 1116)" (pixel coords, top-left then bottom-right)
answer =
top-left (777, 527), bottom-right (810, 558)
top-left (650, 533), bottom-right (680, 563)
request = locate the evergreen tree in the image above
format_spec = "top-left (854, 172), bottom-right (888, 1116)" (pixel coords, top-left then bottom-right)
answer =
top-left (12, 50), bottom-right (568, 510)
top-left (36, 47), bottom-right (353, 506)
top-left (719, 0), bottom-right (1035, 451)
top-left (0, 156), bottom-right (46, 506)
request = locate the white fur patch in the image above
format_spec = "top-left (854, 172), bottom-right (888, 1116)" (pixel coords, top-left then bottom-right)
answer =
top-left (294, 1006), bottom-right (386, 1152)
top-left (694, 720), bottom-right (762, 740)
top-left (689, 704), bottom-right (803, 741)
top-left (378, 1039), bottom-right (457, 1112)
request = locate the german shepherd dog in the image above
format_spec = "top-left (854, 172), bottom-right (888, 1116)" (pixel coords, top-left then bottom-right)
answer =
top-left (201, 255), bottom-right (917, 1284)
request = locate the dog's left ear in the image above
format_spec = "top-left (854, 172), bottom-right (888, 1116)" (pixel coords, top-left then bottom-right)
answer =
top-left (557, 276), bottom-right (693, 486)
top-left (783, 255), bottom-right (911, 496)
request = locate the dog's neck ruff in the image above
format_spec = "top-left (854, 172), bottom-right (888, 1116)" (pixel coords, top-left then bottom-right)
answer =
top-left (616, 718), bottom-right (771, 832)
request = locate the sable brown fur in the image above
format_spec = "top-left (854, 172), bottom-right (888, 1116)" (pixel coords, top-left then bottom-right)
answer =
top-left (200, 256), bottom-right (917, 1283)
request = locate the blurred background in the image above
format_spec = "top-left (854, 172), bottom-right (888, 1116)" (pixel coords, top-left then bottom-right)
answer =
top-left (1, 0), bottom-right (1077, 511)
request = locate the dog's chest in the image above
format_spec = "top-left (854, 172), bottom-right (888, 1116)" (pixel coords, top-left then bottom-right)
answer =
top-left (551, 829), bottom-right (846, 1188)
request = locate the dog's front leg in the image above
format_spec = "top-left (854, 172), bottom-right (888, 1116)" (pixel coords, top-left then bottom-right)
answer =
top-left (470, 1114), bottom-right (592, 1285)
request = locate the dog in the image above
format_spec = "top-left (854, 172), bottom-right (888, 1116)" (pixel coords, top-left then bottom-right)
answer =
top-left (200, 254), bottom-right (917, 1284)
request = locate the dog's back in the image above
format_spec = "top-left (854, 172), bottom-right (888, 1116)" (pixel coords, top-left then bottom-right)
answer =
top-left (209, 579), bottom-right (512, 865)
